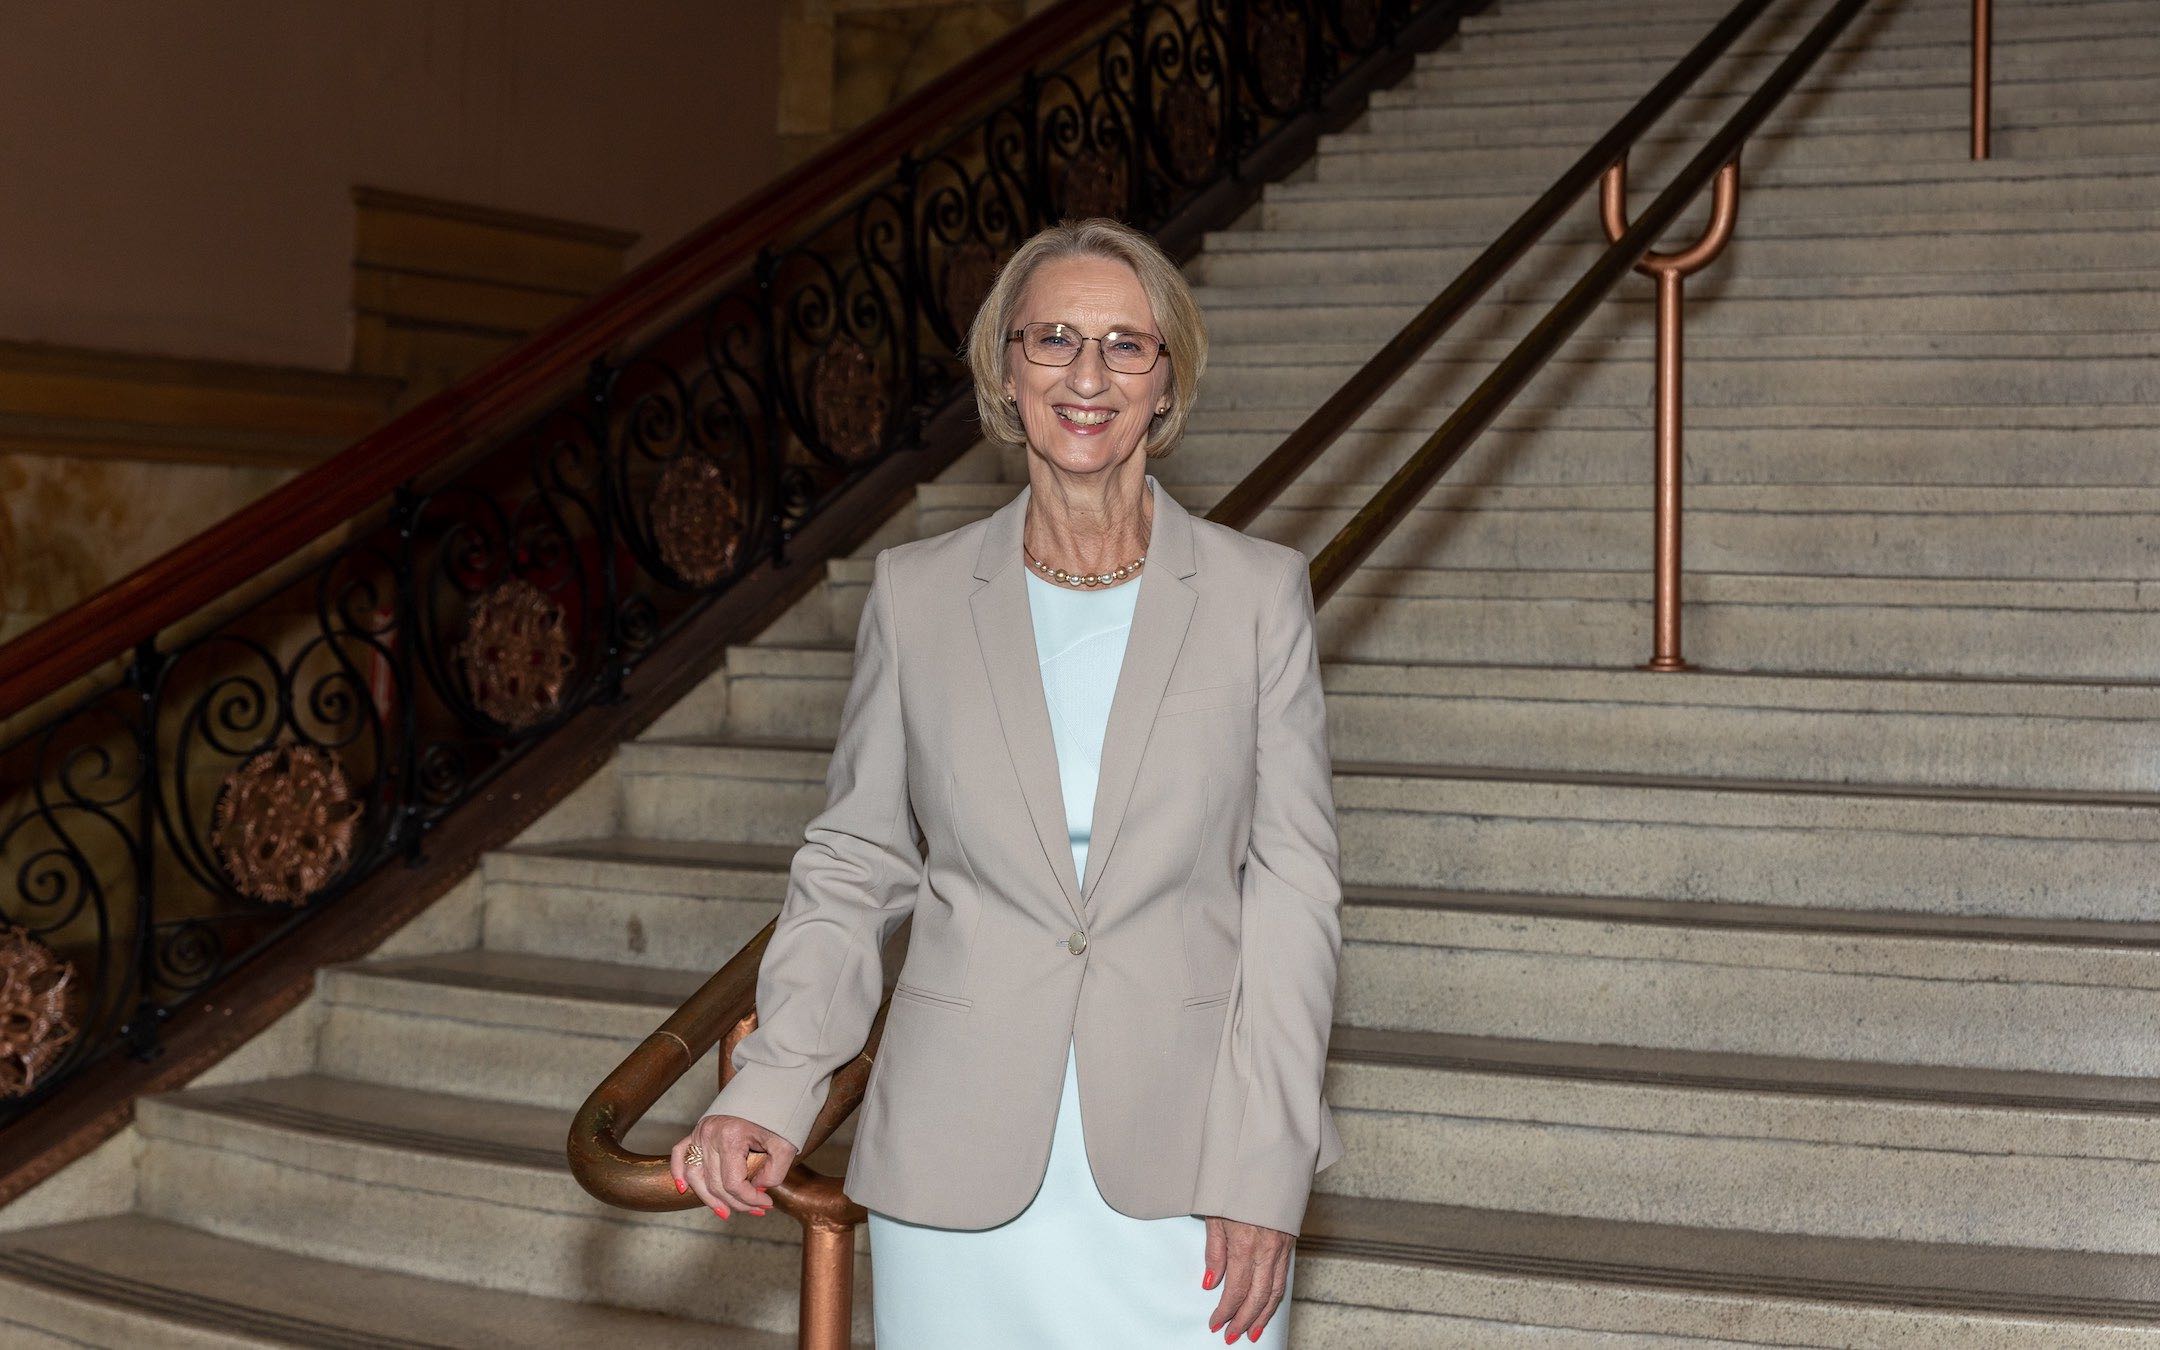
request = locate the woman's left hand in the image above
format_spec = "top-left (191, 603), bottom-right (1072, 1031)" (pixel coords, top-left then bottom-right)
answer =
top-left (1201, 1214), bottom-right (1293, 1342)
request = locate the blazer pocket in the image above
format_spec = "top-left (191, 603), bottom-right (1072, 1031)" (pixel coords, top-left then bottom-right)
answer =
top-left (1156, 681), bottom-right (1258, 718)
top-left (891, 980), bottom-right (974, 1012)
top-left (1181, 988), bottom-right (1233, 1009)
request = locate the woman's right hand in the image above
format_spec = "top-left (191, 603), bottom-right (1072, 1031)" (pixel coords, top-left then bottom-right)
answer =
top-left (671, 1114), bottom-right (798, 1218)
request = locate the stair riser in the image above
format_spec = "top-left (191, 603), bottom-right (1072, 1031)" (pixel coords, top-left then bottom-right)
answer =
top-left (715, 653), bottom-right (2160, 794)
top-left (1263, 173), bottom-right (2160, 231)
top-left (1314, 589), bottom-right (2160, 682)
top-left (1368, 73), bottom-right (2160, 128)
top-left (1334, 776), bottom-right (2160, 921)
top-left (1326, 1088), bottom-right (2160, 1253)
top-left (482, 877), bottom-right (779, 971)
top-left (1200, 353), bottom-right (2160, 412)
top-left (1203, 288), bottom-right (2160, 344)
top-left (618, 760), bottom-right (2160, 921)
top-left (1156, 423), bottom-right (2160, 488)
top-left (1312, 120), bottom-right (2155, 182)
top-left (1456, 0), bottom-right (2150, 47)
top-left (915, 495), bottom-right (2160, 580)
top-left (1341, 929), bottom-right (2160, 1076)
top-left (1326, 684), bottom-right (2160, 792)
top-left (1422, 28), bottom-right (2159, 87)
top-left (130, 1126), bottom-right (853, 1336)
top-left (1199, 231), bottom-right (2160, 291)
top-left (1285, 1286), bottom-right (2154, 1350)
top-left (316, 976), bottom-right (715, 1116)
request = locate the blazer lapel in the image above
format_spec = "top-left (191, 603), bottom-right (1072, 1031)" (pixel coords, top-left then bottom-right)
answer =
top-left (969, 485), bottom-right (1088, 929)
top-left (1078, 477), bottom-right (1199, 914)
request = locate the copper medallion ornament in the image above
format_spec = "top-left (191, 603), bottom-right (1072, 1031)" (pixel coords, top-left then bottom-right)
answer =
top-left (456, 578), bottom-right (577, 728)
top-left (0, 925), bottom-right (77, 1097)
top-left (210, 741), bottom-right (363, 905)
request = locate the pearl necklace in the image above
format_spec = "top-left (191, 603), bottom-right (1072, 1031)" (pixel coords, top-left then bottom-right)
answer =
top-left (1024, 542), bottom-right (1145, 588)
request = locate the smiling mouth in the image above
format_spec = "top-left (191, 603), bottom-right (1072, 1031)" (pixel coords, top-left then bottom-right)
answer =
top-left (1056, 407), bottom-right (1117, 426)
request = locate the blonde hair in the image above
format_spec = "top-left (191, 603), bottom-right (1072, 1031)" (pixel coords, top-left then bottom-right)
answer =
top-left (964, 218), bottom-right (1207, 458)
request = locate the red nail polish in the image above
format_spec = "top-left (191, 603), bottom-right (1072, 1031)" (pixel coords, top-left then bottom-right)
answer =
top-left (713, 1205), bottom-right (730, 1219)
top-left (752, 1207), bottom-right (768, 1216)
top-left (1202, 1268), bottom-right (1217, 1289)
top-left (674, 1178), bottom-right (687, 1194)
top-left (1224, 1331), bottom-right (1236, 1345)
top-left (1248, 1328), bottom-right (1262, 1342)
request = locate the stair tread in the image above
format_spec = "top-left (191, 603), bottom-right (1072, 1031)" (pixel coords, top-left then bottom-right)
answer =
top-left (1352, 883), bottom-right (2160, 950)
top-left (1331, 1027), bottom-right (2160, 1115)
top-left (500, 828), bottom-right (2160, 949)
top-left (145, 1068), bottom-right (855, 1180)
top-left (1298, 1193), bottom-right (2160, 1323)
top-left (0, 1213), bottom-right (787, 1348)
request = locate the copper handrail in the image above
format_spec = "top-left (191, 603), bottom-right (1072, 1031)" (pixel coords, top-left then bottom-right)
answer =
top-left (1973, 0), bottom-right (1994, 159)
top-left (1599, 151), bottom-right (1742, 670)
top-left (1305, 0), bottom-right (1874, 613)
top-left (0, 0), bottom-right (1127, 721)
top-left (1209, 0), bottom-right (1782, 532)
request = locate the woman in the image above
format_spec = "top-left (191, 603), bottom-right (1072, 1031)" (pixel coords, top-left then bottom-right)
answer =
top-left (672, 218), bottom-right (1344, 1347)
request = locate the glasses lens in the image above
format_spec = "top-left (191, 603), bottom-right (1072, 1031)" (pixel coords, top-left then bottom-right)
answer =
top-left (1019, 324), bottom-right (1162, 373)
top-left (1101, 332), bottom-right (1163, 374)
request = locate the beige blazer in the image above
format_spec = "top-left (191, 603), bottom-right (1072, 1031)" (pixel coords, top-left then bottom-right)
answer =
top-left (704, 474), bottom-right (1344, 1234)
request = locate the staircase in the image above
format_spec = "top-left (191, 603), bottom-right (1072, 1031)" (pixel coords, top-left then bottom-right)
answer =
top-left (10, 0), bottom-right (2160, 1342)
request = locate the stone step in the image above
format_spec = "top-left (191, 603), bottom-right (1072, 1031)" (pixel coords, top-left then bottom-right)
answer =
top-left (1197, 219), bottom-right (2160, 291)
top-left (1199, 282), bottom-right (2160, 344)
top-left (1355, 71), bottom-right (2158, 147)
top-left (1307, 566), bottom-right (2160, 680)
top-left (129, 1071), bottom-right (862, 1340)
top-left (0, 1211), bottom-right (788, 1349)
top-left (1311, 114), bottom-right (2157, 183)
top-left (1156, 408), bottom-right (2160, 488)
top-left (1198, 345), bottom-right (2155, 412)
top-left (1262, 150), bottom-right (2160, 223)
top-left (910, 479), bottom-right (2160, 580)
top-left (1341, 886), bottom-right (2160, 1074)
top-left (1324, 1026), bottom-right (2160, 1252)
top-left (618, 739), bottom-right (2160, 920)
top-left (1367, 68), bottom-right (2160, 136)
top-left (315, 948), bottom-right (737, 1117)
top-left (714, 644), bottom-right (2160, 793)
top-left (1456, 0), bottom-right (2144, 45)
top-left (1292, 1192), bottom-right (2160, 1346)
top-left (1424, 19), bottom-right (2160, 85)
top-left (767, 555), bottom-right (2160, 681)
top-left (481, 836), bottom-right (796, 972)
top-left (477, 835), bottom-right (2160, 1076)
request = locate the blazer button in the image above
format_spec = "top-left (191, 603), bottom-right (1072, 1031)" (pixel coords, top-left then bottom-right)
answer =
top-left (1066, 930), bottom-right (1088, 955)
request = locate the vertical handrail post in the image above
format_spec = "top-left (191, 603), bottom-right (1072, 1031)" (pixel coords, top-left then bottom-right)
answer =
top-left (1971, 0), bottom-right (1993, 159)
top-left (720, 1010), bottom-right (865, 1350)
top-left (1600, 151), bottom-right (1742, 672)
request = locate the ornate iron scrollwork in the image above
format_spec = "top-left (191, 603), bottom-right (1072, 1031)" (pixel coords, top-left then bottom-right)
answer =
top-left (0, 0), bottom-right (1445, 1121)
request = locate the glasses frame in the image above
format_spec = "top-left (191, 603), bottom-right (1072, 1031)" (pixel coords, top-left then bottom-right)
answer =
top-left (1005, 322), bottom-right (1169, 375)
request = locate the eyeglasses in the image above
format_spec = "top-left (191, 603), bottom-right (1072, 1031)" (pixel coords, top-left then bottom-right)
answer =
top-left (1006, 322), bottom-right (1168, 375)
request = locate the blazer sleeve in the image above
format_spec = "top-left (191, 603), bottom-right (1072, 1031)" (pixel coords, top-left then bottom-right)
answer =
top-left (700, 547), bottom-right (921, 1150)
top-left (1190, 548), bottom-right (1345, 1236)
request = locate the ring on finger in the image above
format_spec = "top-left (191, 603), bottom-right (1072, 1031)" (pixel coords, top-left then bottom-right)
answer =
top-left (685, 1144), bottom-right (706, 1168)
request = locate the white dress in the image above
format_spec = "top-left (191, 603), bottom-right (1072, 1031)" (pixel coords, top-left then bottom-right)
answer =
top-left (864, 568), bottom-right (1296, 1348)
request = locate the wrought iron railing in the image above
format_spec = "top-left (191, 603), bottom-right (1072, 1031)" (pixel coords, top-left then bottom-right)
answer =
top-left (0, 0), bottom-right (1473, 1140)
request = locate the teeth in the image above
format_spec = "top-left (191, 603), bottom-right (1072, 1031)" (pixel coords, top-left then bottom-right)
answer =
top-left (1058, 408), bottom-right (1115, 426)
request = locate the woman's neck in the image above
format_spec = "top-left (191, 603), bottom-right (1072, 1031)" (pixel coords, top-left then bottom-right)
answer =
top-left (1024, 458), bottom-right (1153, 578)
